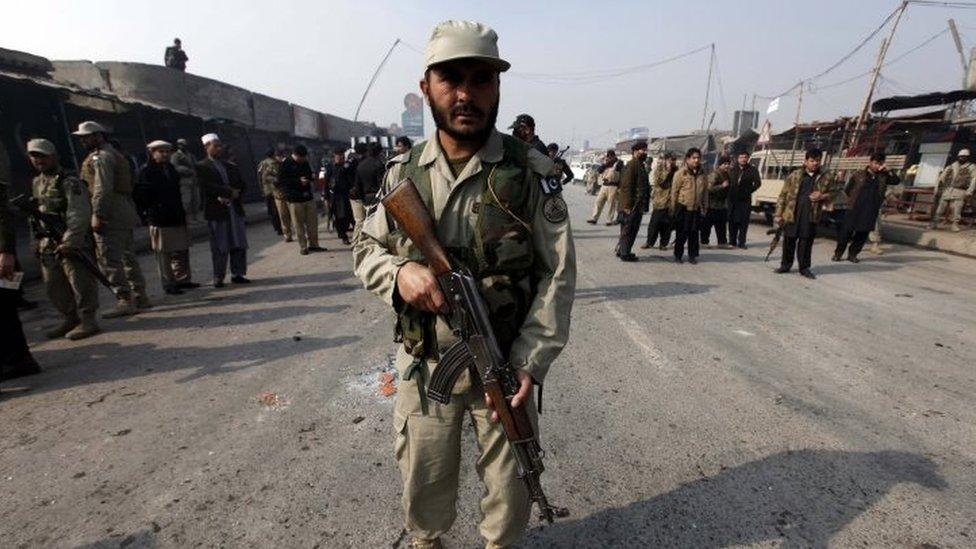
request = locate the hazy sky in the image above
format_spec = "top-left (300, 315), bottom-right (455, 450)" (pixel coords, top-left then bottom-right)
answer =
top-left (2, 0), bottom-right (973, 148)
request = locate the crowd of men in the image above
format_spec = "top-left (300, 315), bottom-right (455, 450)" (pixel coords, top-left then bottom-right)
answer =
top-left (585, 142), bottom-right (909, 278)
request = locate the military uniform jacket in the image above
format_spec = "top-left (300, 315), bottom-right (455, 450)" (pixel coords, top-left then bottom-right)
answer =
top-left (938, 161), bottom-right (976, 193)
top-left (80, 144), bottom-right (139, 229)
top-left (32, 171), bottom-right (92, 253)
top-left (353, 130), bottom-right (576, 385)
top-left (618, 158), bottom-right (649, 213)
top-left (256, 157), bottom-right (280, 198)
top-left (669, 166), bottom-right (708, 213)
top-left (775, 168), bottom-right (835, 226)
top-left (651, 164), bottom-right (676, 211)
top-left (707, 170), bottom-right (731, 210)
top-left (170, 149), bottom-right (197, 185)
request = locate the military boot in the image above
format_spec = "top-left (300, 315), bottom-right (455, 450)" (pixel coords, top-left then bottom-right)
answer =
top-left (868, 242), bottom-right (883, 255)
top-left (102, 297), bottom-right (137, 319)
top-left (66, 314), bottom-right (101, 340)
top-left (45, 317), bottom-right (79, 339)
top-left (951, 222), bottom-right (961, 232)
top-left (408, 539), bottom-right (442, 549)
top-left (135, 294), bottom-right (153, 310)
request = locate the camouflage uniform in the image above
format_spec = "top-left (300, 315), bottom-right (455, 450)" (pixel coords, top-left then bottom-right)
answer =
top-left (257, 156), bottom-right (284, 235)
top-left (931, 160), bottom-right (976, 230)
top-left (32, 170), bottom-right (100, 338)
top-left (170, 147), bottom-right (199, 221)
top-left (353, 130), bottom-right (576, 548)
top-left (81, 142), bottom-right (149, 313)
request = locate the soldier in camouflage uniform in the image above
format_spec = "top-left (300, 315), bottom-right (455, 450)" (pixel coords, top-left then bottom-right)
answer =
top-left (170, 138), bottom-right (199, 222)
top-left (353, 20), bottom-right (576, 549)
top-left (73, 121), bottom-right (150, 317)
top-left (930, 149), bottom-right (976, 232)
top-left (257, 149), bottom-right (283, 235)
top-left (27, 139), bottom-right (101, 339)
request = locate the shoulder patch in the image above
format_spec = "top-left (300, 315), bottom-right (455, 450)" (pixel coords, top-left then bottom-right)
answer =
top-left (542, 195), bottom-right (568, 224)
top-left (540, 175), bottom-right (563, 196)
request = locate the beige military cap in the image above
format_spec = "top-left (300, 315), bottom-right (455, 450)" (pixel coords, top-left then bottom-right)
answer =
top-left (26, 138), bottom-right (57, 156)
top-left (147, 140), bottom-right (173, 150)
top-left (424, 20), bottom-right (510, 72)
top-left (72, 120), bottom-right (111, 136)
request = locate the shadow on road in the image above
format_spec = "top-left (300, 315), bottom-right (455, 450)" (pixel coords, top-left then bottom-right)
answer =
top-left (576, 282), bottom-right (715, 302)
top-left (6, 334), bottom-right (361, 398)
top-left (523, 449), bottom-right (946, 548)
top-left (105, 304), bottom-right (347, 332)
top-left (815, 254), bottom-right (946, 276)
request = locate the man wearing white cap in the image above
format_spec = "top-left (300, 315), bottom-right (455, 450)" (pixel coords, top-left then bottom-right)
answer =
top-left (931, 148), bottom-right (976, 232)
top-left (135, 141), bottom-right (200, 295)
top-left (73, 121), bottom-right (151, 317)
top-left (196, 133), bottom-right (250, 287)
top-left (354, 20), bottom-right (576, 549)
top-left (26, 138), bottom-right (101, 339)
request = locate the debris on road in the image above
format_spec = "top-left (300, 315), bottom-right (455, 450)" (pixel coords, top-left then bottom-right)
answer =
top-left (257, 392), bottom-right (288, 410)
top-left (379, 372), bottom-right (396, 397)
top-left (352, 416), bottom-right (365, 424)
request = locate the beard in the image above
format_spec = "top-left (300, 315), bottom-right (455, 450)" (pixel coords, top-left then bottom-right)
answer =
top-left (428, 96), bottom-right (498, 145)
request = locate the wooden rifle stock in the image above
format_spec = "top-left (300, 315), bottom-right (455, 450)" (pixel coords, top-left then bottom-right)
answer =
top-left (381, 178), bottom-right (452, 276)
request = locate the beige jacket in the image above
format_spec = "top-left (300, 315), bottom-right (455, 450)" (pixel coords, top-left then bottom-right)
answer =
top-left (669, 166), bottom-right (708, 213)
top-left (352, 130), bottom-right (576, 385)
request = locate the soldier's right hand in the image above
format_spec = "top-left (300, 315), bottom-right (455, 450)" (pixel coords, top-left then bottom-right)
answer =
top-left (774, 216), bottom-right (783, 226)
top-left (91, 215), bottom-right (104, 232)
top-left (396, 262), bottom-right (448, 314)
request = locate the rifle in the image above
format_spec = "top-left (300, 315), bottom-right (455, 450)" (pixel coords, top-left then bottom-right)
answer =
top-left (765, 226), bottom-right (782, 262)
top-left (10, 194), bottom-right (113, 290)
top-left (381, 178), bottom-right (567, 524)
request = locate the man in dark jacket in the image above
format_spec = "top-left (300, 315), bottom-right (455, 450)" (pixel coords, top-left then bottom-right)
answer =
top-left (701, 155), bottom-right (731, 248)
top-left (352, 142), bottom-right (385, 232)
top-left (328, 149), bottom-right (354, 245)
top-left (727, 150), bottom-right (762, 249)
top-left (164, 38), bottom-right (188, 71)
top-left (1, 174), bottom-right (41, 381)
top-left (616, 141), bottom-right (649, 261)
top-left (196, 133), bottom-right (249, 287)
top-left (833, 153), bottom-right (894, 263)
top-left (547, 142), bottom-right (575, 185)
top-left (136, 140), bottom-right (199, 295)
top-left (278, 145), bottom-right (324, 255)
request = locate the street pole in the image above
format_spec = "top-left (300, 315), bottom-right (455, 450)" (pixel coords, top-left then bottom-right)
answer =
top-left (789, 81), bottom-right (804, 168)
top-left (701, 43), bottom-right (715, 131)
top-left (850, 0), bottom-right (908, 153)
top-left (948, 19), bottom-right (968, 75)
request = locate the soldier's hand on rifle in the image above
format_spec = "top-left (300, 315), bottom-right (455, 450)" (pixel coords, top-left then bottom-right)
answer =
top-left (484, 369), bottom-right (532, 423)
top-left (396, 261), bottom-right (448, 314)
top-left (0, 252), bottom-right (15, 280)
top-left (91, 215), bottom-right (104, 232)
top-left (774, 215), bottom-right (783, 226)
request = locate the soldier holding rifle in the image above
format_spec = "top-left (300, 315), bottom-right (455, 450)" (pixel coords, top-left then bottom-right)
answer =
top-left (353, 20), bottom-right (576, 549)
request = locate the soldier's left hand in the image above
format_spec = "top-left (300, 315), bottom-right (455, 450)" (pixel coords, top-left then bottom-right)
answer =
top-left (91, 215), bottom-right (104, 232)
top-left (484, 369), bottom-right (533, 423)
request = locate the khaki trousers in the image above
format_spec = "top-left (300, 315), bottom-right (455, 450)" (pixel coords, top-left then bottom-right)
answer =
top-left (590, 185), bottom-right (618, 222)
top-left (40, 253), bottom-right (99, 320)
top-left (288, 200), bottom-right (319, 252)
top-left (94, 227), bottom-right (147, 300)
top-left (395, 365), bottom-right (535, 548)
top-left (934, 187), bottom-right (969, 224)
top-left (275, 197), bottom-right (293, 239)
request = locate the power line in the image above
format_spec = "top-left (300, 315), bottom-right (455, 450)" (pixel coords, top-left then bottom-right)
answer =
top-left (758, 4), bottom-right (903, 99)
top-left (909, 0), bottom-right (976, 9)
top-left (508, 44), bottom-right (711, 84)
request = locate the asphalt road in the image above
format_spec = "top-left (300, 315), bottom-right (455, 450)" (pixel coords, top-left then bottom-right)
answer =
top-left (2, 186), bottom-right (973, 548)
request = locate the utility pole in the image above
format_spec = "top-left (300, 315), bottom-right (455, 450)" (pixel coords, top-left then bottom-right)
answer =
top-left (850, 0), bottom-right (908, 153)
top-left (948, 19), bottom-right (969, 78)
top-left (789, 81), bottom-right (804, 167)
top-left (701, 43), bottom-right (715, 131)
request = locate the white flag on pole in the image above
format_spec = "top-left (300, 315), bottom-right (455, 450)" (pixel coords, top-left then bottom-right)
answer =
top-left (767, 97), bottom-right (780, 114)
